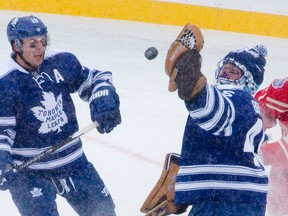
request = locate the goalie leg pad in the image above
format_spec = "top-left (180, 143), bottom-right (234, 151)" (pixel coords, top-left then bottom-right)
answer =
top-left (140, 153), bottom-right (188, 215)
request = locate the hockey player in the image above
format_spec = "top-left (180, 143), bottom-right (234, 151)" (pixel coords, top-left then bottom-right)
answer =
top-left (163, 24), bottom-right (269, 216)
top-left (0, 15), bottom-right (121, 216)
top-left (255, 78), bottom-right (288, 216)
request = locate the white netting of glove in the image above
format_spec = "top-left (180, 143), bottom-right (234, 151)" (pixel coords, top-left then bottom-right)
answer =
top-left (179, 29), bottom-right (197, 50)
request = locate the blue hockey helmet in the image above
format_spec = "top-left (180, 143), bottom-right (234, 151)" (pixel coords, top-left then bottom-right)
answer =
top-left (215, 45), bottom-right (267, 94)
top-left (7, 15), bottom-right (48, 45)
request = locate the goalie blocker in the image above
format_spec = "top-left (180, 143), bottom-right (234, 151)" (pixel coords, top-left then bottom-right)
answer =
top-left (140, 153), bottom-right (188, 215)
top-left (165, 23), bottom-right (207, 101)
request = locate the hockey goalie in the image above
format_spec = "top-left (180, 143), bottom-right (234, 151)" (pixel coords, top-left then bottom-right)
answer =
top-left (141, 21), bottom-right (268, 215)
top-left (140, 23), bottom-right (204, 216)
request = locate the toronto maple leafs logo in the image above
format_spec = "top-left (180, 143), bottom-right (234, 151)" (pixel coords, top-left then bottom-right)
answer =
top-left (31, 92), bottom-right (68, 134)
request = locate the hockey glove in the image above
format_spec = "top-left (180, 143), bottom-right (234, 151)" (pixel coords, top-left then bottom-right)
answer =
top-left (173, 50), bottom-right (206, 101)
top-left (0, 151), bottom-right (17, 191)
top-left (89, 86), bottom-right (121, 134)
top-left (165, 23), bottom-right (207, 101)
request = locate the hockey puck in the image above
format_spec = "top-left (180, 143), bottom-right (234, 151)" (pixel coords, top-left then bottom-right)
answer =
top-left (144, 47), bottom-right (158, 60)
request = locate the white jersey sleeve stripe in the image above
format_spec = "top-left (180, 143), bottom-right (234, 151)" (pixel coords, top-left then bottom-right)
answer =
top-left (12, 137), bottom-right (80, 157)
top-left (178, 164), bottom-right (268, 177)
top-left (13, 146), bottom-right (84, 170)
top-left (0, 117), bottom-right (16, 126)
top-left (189, 84), bottom-right (215, 119)
top-left (175, 181), bottom-right (268, 193)
top-left (244, 118), bottom-right (263, 153)
top-left (267, 96), bottom-right (288, 108)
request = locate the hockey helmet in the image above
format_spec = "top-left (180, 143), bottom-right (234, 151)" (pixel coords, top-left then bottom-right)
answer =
top-left (215, 45), bottom-right (267, 95)
top-left (255, 78), bottom-right (288, 121)
top-left (7, 15), bottom-right (48, 45)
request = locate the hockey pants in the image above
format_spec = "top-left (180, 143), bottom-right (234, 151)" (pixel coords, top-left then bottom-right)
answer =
top-left (8, 162), bottom-right (116, 216)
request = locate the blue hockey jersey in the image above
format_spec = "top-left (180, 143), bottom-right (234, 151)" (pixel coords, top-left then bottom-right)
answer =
top-left (0, 49), bottom-right (112, 177)
top-left (174, 84), bottom-right (269, 205)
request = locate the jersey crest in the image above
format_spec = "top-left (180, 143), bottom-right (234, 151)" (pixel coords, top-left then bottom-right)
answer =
top-left (31, 92), bottom-right (68, 134)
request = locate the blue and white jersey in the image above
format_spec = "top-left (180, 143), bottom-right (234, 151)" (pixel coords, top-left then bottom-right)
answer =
top-left (174, 84), bottom-right (269, 205)
top-left (0, 49), bottom-right (113, 177)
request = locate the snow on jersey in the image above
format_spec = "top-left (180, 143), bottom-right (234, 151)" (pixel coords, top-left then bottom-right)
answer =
top-left (0, 50), bottom-right (110, 176)
top-left (174, 84), bottom-right (268, 205)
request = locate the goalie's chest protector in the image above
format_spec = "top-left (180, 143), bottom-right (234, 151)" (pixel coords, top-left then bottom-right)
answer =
top-left (174, 84), bottom-right (269, 205)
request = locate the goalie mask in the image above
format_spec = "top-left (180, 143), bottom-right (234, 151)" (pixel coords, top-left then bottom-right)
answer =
top-left (215, 45), bottom-right (267, 95)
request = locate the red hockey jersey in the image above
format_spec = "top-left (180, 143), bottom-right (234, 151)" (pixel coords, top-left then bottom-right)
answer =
top-left (256, 77), bottom-right (288, 215)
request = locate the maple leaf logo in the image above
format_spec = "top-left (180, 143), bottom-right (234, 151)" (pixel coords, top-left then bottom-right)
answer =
top-left (30, 187), bottom-right (43, 197)
top-left (31, 92), bottom-right (68, 134)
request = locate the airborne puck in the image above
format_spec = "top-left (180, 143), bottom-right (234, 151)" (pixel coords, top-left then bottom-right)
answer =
top-left (144, 47), bottom-right (158, 60)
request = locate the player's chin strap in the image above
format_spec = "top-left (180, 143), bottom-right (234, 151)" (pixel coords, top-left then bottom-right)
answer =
top-left (0, 122), bottom-right (99, 182)
top-left (13, 47), bottom-right (42, 74)
top-left (18, 52), bottom-right (41, 74)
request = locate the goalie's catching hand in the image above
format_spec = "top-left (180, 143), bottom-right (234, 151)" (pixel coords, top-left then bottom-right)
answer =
top-left (165, 23), bottom-right (207, 101)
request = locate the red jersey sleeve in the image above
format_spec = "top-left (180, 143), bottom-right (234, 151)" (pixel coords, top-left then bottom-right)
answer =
top-left (265, 78), bottom-right (288, 121)
top-left (260, 136), bottom-right (288, 165)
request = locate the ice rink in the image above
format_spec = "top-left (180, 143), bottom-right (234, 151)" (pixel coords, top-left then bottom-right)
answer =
top-left (0, 10), bottom-right (288, 216)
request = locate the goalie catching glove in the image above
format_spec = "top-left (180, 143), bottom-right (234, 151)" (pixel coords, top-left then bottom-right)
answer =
top-left (165, 23), bottom-right (207, 101)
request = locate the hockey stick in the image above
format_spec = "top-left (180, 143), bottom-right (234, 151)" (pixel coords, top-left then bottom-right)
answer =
top-left (144, 200), bottom-right (169, 216)
top-left (0, 121), bottom-right (98, 181)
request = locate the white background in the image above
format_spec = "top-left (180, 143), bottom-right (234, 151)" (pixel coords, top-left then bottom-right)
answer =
top-left (0, 10), bottom-right (288, 216)
top-left (156, 0), bottom-right (288, 15)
